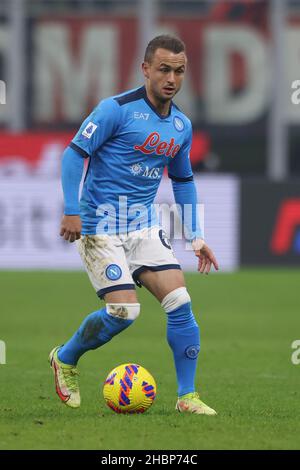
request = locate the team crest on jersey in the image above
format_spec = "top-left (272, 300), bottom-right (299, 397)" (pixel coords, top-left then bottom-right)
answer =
top-left (173, 116), bottom-right (184, 132)
top-left (82, 121), bottom-right (98, 139)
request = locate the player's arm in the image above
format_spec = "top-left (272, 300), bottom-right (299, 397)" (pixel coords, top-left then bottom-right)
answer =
top-left (60, 98), bottom-right (121, 242)
top-left (60, 146), bottom-right (84, 242)
top-left (168, 123), bottom-right (219, 274)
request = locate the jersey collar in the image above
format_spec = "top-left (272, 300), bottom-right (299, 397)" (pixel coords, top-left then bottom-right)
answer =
top-left (141, 86), bottom-right (173, 120)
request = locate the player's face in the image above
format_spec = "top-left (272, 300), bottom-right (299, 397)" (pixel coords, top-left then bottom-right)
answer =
top-left (143, 48), bottom-right (187, 103)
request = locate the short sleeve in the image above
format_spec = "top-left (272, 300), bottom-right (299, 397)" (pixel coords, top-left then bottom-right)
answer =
top-left (167, 122), bottom-right (193, 181)
top-left (70, 98), bottom-right (121, 158)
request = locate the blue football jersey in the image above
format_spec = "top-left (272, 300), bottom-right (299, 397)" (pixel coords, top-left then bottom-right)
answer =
top-left (70, 86), bottom-right (193, 235)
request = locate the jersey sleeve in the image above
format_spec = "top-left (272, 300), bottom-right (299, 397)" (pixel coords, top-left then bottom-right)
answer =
top-left (61, 146), bottom-right (85, 215)
top-left (167, 121), bottom-right (193, 181)
top-left (70, 98), bottom-right (121, 158)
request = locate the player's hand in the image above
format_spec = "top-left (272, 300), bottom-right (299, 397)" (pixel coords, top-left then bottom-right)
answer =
top-left (60, 215), bottom-right (82, 243)
top-left (192, 239), bottom-right (219, 274)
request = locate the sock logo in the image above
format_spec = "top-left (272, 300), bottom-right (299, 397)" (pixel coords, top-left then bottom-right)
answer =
top-left (185, 345), bottom-right (200, 359)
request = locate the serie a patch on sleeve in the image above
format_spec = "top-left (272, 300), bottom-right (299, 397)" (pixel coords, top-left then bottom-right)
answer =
top-left (82, 122), bottom-right (98, 139)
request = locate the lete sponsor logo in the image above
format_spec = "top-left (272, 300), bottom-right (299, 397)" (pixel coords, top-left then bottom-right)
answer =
top-left (134, 132), bottom-right (181, 158)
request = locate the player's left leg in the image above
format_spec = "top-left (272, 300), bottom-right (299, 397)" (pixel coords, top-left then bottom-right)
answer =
top-left (139, 269), bottom-right (216, 415)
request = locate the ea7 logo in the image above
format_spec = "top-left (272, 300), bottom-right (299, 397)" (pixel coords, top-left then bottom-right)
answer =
top-left (0, 340), bottom-right (6, 364)
top-left (270, 199), bottom-right (300, 254)
top-left (134, 112), bottom-right (149, 120)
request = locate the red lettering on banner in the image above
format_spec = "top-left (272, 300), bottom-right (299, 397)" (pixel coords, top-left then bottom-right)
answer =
top-left (270, 199), bottom-right (300, 254)
top-left (134, 132), bottom-right (181, 158)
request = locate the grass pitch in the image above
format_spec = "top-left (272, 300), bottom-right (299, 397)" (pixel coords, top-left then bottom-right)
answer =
top-left (0, 269), bottom-right (299, 450)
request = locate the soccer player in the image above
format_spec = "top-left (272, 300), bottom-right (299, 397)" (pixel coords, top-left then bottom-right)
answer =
top-left (49, 35), bottom-right (219, 415)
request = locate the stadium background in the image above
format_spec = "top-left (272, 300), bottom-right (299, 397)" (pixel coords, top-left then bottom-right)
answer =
top-left (0, 0), bottom-right (300, 450)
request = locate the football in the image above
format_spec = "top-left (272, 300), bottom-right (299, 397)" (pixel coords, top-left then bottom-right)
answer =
top-left (103, 363), bottom-right (157, 414)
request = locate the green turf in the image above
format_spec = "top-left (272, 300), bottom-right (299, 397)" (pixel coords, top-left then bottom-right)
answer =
top-left (0, 269), bottom-right (300, 450)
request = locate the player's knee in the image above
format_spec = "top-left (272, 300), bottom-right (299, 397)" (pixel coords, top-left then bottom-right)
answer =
top-left (161, 287), bottom-right (191, 313)
top-left (106, 303), bottom-right (140, 321)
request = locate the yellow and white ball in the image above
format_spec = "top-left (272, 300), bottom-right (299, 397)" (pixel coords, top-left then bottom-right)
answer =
top-left (103, 363), bottom-right (156, 414)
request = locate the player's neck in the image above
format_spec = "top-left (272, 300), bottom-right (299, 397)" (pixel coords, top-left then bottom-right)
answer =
top-left (145, 86), bottom-right (171, 117)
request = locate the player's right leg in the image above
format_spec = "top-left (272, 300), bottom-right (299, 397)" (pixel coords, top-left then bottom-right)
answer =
top-left (49, 346), bottom-right (81, 408)
top-left (49, 234), bottom-right (139, 408)
top-left (49, 290), bottom-right (138, 408)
